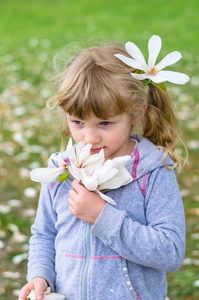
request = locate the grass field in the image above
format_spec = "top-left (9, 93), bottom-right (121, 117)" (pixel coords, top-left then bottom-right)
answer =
top-left (0, 0), bottom-right (199, 299)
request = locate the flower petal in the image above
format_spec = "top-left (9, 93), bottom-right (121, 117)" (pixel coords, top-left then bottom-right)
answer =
top-left (66, 138), bottom-right (77, 165)
top-left (148, 35), bottom-right (162, 67)
top-left (114, 54), bottom-right (146, 70)
top-left (99, 169), bottom-right (132, 189)
top-left (99, 164), bottom-right (132, 190)
top-left (131, 72), bottom-right (166, 83)
top-left (125, 41), bottom-right (147, 69)
top-left (68, 162), bottom-right (81, 180)
top-left (155, 51), bottom-right (182, 71)
top-left (75, 141), bottom-right (85, 161)
top-left (82, 175), bottom-right (99, 191)
top-left (97, 190), bottom-right (116, 205)
top-left (78, 143), bottom-right (92, 166)
top-left (96, 166), bottom-right (119, 186)
top-left (84, 150), bottom-right (105, 167)
top-left (130, 72), bottom-right (148, 81)
top-left (108, 155), bottom-right (131, 166)
top-left (30, 167), bottom-right (65, 184)
top-left (157, 70), bottom-right (190, 84)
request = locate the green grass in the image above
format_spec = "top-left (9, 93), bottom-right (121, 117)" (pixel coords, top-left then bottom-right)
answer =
top-left (0, 0), bottom-right (199, 299)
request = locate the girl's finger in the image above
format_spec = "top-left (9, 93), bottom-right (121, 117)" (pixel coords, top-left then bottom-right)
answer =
top-left (71, 179), bottom-right (85, 192)
top-left (18, 284), bottom-right (33, 300)
top-left (68, 188), bottom-right (77, 199)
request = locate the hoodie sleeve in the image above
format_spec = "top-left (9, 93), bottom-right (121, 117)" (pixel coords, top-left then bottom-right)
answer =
top-left (27, 178), bottom-right (58, 291)
top-left (91, 167), bottom-right (185, 272)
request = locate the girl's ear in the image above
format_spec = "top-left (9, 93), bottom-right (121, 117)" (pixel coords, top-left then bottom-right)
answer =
top-left (131, 105), bottom-right (147, 125)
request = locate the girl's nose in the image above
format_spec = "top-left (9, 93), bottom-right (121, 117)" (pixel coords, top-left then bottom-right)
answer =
top-left (84, 129), bottom-right (101, 145)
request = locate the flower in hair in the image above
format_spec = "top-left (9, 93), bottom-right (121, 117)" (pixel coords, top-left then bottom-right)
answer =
top-left (114, 35), bottom-right (190, 86)
top-left (30, 138), bottom-right (133, 205)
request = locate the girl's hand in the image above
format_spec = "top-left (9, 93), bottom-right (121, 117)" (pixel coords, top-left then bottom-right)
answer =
top-left (18, 277), bottom-right (48, 300)
top-left (68, 179), bottom-right (106, 224)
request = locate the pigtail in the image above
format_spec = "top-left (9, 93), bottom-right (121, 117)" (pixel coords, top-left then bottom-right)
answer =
top-left (143, 83), bottom-right (188, 171)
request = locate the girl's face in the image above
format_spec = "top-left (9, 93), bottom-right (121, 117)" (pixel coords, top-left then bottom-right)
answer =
top-left (66, 112), bottom-right (135, 160)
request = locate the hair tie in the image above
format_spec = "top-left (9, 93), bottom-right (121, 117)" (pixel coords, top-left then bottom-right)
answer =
top-left (145, 79), bottom-right (152, 86)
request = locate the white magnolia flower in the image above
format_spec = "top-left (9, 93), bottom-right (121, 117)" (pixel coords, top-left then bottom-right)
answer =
top-left (27, 287), bottom-right (65, 300)
top-left (66, 138), bottom-right (105, 179)
top-left (30, 152), bottom-right (67, 184)
top-left (114, 35), bottom-right (190, 85)
top-left (66, 139), bottom-right (132, 205)
top-left (30, 138), bottom-right (133, 205)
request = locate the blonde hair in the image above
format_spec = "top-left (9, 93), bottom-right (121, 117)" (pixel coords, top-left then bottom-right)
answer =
top-left (48, 43), bottom-right (187, 171)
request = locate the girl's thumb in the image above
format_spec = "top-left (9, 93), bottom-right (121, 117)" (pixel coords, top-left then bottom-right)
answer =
top-left (35, 288), bottom-right (45, 300)
top-left (33, 278), bottom-right (48, 300)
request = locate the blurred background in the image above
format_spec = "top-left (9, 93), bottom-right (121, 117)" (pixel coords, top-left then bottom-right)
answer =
top-left (0, 0), bottom-right (199, 299)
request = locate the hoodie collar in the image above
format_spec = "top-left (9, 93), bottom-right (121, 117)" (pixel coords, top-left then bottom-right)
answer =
top-left (126, 134), bottom-right (175, 180)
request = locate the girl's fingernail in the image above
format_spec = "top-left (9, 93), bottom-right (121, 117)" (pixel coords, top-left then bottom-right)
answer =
top-left (37, 296), bottom-right (43, 300)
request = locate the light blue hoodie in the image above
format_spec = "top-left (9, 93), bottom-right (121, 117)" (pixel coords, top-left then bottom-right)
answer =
top-left (27, 134), bottom-right (185, 300)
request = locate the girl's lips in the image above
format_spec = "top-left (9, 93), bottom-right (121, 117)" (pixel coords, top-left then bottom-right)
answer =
top-left (90, 147), bottom-right (104, 153)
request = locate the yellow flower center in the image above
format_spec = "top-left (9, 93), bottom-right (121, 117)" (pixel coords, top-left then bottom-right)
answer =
top-left (147, 67), bottom-right (157, 75)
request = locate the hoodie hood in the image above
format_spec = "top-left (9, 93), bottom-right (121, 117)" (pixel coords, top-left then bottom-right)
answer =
top-left (125, 134), bottom-right (175, 180)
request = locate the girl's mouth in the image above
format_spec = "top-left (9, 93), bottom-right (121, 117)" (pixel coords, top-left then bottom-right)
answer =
top-left (90, 147), bottom-right (104, 153)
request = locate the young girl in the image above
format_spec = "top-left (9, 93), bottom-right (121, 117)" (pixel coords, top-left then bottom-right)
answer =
top-left (19, 35), bottom-right (189, 300)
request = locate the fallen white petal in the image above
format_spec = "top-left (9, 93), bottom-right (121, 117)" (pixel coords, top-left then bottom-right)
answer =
top-left (23, 187), bottom-right (37, 198)
top-left (12, 253), bottom-right (28, 264)
top-left (2, 271), bottom-right (20, 279)
top-left (193, 280), bottom-right (199, 287)
top-left (8, 223), bottom-right (19, 232)
top-left (0, 204), bottom-right (11, 214)
top-left (13, 290), bottom-right (21, 297)
top-left (11, 231), bottom-right (28, 243)
top-left (23, 208), bottom-right (36, 217)
top-left (0, 240), bottom-right (5, 249)
top-left (7, 199), bottom-right (22, 207)
top-left (191, 233), bottom-right (199, 239)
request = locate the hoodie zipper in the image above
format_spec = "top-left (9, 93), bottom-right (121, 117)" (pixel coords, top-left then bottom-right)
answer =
top-left (82, 223), bottom-right (91, 300)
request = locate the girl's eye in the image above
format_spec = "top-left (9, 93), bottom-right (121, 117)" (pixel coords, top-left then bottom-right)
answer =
top-left (74, 120), bottom-right (83, 125)
top-left (100, 122), bottom-right (111, 126)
